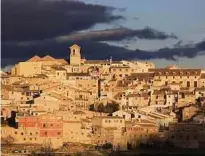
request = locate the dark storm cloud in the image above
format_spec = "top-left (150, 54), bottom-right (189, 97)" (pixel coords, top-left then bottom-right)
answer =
top-left (55, 27), bottom-right (177, 42)
top-left (1, 0), bottom-right (123, 42)
top-left (1, 0), bottom-right (202, 68)
top-left (2, 0), bottom-right (176, 43)
top-left (2, 27), bottom-right (177, 48)
top-left (2, 39), bottom-right (205, 67)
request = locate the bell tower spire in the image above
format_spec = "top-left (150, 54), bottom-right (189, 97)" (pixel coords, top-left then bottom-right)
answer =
top-left (69, 44), bottom-right (81, 65)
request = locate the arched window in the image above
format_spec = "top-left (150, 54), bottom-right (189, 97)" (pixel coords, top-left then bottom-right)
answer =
top-left (73, 49), bottom-right (75, 55)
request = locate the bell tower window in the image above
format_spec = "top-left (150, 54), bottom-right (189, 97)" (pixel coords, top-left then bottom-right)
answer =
top-left (73, 49), bottom-right (75, 55)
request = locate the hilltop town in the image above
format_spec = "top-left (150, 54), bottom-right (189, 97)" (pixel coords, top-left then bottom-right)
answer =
top-left (1, 44), bottom-right (205, 154)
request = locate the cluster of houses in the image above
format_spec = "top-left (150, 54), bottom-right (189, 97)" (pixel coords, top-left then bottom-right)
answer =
top-left (1, 44), bottom-right (205, 150)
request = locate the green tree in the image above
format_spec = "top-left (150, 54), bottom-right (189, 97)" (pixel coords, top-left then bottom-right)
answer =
top-left (89, 104), bottom-right (95, 111)
top-left (101, 143), bottom-right (113, 150)
top-left (97, 103), bottom-right (105, 112)
top-left (104, 103), bottom-right (119, 114)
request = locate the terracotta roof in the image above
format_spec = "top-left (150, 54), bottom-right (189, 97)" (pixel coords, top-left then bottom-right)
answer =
top-left (180, 87), bottom-right (190, 91)
top-left (73, 111), bottom-right (85, 115)
top-left (67, 73), bottom-right (90, 77)
top-left (84, 60), bottom-right (110, 64)
top-left (133, 124), bottom-right (158, 128)
top-left (110, 66), bottom-right (130, 69)
top-left (94, 116), bottom-right (124, 119)
top-left (27, 55), bottom-right (67, 64)
top-left (149, 68), bottom-right (201, 76)
top-left (56, 59), bottom-right (68, 64)
top-left (63, 120), bottom-right (81, 123)
top-left (33, 74), bottom-right (48, 78)
top-left (27, 55), bottom-right (42, 62)
top-left (201, 73), bottom-right (205, 79)
top-left (127, 73), bottom-right (154, 80)
top-left (153, 90), bottom-right (166, 95)
top-left (52, 66), bottom-right (66, 71)
top-left (127, 92), bottom-right (149, 98)
top-left (195, 88), bottom-right (205, 91)
top-left (41, 55), bottom-right (56, 61)
top-left (180, 91), bottom-right (194, 95)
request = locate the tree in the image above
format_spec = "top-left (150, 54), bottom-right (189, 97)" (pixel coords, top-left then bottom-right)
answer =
top-left (40, 139), bottom-right (54, 155)
top-left (101, 143), bottom-right (113, 150)
top-left (1, 135), bottom-right (15, 152)
top-left (104, 103), bottom-right (119, 113)
top-left (1, 135), bottom-right (15, 146)
top-left (97, 103), bottom-right (104, 112)
top-left (147, 134), bottom-right (162, 148)
top-left (89, 104), bottom-right (95, 111)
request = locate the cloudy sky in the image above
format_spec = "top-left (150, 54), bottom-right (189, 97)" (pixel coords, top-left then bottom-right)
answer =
top-left (1, 0), bottom-right (205, 70)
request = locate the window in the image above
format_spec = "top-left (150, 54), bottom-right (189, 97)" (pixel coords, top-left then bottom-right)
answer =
top-left (15, 132), bottom-right (18, 134)
top-left (30, 133), bottom-right (32, 135)
top-left (187, 81), bottom-right (190, 87)
top-left (57, 132), bottom-right (61, 135)
top-left (21, 132), bottom-right (24, 135)
top-left (194, 81), bottom-right (197, 87)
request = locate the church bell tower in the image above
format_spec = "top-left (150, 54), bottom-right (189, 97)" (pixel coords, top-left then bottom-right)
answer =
top-left (69, 44), bottom-right (81, 65)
